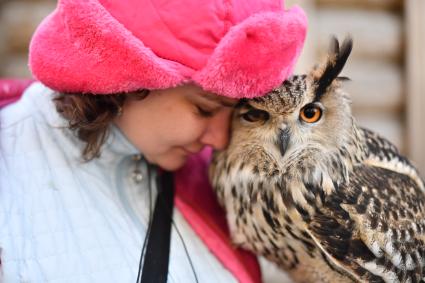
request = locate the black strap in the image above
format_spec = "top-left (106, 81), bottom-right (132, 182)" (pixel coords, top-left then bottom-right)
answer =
top-left (140, 171), bottom-right (175, 283)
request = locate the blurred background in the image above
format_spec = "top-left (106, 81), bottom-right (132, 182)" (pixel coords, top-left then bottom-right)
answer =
top-left (0, 0), bottom-right (424, 282)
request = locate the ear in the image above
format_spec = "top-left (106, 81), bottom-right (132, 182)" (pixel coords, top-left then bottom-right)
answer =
top-left (311, 36), bottom-right (353, 100)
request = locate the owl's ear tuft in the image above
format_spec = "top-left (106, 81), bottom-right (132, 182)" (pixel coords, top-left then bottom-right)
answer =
top-left (312, 36), bottom-right (353, 100)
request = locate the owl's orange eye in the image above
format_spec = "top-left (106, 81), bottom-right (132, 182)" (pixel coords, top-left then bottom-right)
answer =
top-left (300, 104), bottom-right (322, 123)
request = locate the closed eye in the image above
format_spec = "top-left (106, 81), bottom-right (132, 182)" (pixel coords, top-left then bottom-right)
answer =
top-left (196, 105), bottom-right (215, 117)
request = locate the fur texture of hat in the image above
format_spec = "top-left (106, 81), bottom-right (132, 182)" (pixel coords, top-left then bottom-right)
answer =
top-left (29, 0), bottom-right (307, 98)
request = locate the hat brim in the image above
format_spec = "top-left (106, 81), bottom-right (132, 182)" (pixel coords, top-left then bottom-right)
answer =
top-left (29, 0), bottom-right (307, 98)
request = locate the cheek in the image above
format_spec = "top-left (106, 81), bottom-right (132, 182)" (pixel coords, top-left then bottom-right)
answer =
top-left (172, 114), bottom-right (207, 145)
top-left (159, 112), bottom-right (207, 145)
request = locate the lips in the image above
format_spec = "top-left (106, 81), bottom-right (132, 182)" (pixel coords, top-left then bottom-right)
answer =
top-left (182, 147), bottom-right (203, 155)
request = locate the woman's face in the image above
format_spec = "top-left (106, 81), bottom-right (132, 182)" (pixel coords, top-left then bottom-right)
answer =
top-left (115, 84), bottom-right (238, 171)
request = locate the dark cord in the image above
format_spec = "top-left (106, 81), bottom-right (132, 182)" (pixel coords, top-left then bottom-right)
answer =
top-left (135, 161), bottom-right (199, 283)
top-left (136, 162), bottom-right (154, 283)
top-left (172, 219), bottom-right (199, 283)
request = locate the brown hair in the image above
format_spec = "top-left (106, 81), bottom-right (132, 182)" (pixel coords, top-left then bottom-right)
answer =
top-left (54, 90), bottom-right (149, 161)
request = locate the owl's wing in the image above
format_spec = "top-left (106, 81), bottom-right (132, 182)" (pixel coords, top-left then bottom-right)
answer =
top-left (304, 164), bottom-right (425, 283)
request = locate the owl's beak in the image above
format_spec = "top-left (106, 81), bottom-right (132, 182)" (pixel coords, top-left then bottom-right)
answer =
top-left (278, 128), bottom-right (290, 156)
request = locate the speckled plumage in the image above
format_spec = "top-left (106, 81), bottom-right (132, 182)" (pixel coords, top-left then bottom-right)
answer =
top-left (210, 38), bottom-right (425, 283)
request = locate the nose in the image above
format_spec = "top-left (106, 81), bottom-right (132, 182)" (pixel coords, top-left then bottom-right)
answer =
top-left (200, 108), bottom-right (233, 150)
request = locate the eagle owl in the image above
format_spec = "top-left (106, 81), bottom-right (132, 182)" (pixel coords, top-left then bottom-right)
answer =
top-left (209, 37), bottom-right (425, 283)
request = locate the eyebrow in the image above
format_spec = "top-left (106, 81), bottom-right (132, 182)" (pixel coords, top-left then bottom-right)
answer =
top-left (200, 93), bottom-right (238, 107)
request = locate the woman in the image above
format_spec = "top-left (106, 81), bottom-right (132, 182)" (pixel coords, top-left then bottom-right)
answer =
top-left (0, 0), bottom-right (307, 282)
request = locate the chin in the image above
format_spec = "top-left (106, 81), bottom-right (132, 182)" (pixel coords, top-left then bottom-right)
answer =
top-left (156, 155), bottom-right (188, 171)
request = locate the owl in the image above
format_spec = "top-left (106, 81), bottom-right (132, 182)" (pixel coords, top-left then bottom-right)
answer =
top-left (209, 37), bottom-right (425, 283)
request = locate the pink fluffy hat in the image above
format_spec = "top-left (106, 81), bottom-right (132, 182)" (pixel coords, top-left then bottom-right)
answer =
top-left (29, 0), bottom-right (307, 99)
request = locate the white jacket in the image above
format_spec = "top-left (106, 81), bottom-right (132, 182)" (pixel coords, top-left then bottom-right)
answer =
top-left (0, 83), bottom-right (236, 283)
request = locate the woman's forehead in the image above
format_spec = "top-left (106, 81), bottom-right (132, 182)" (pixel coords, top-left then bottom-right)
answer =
top-left (201, 92), bottom-right (238, 107)
top-left (181, 83), bottom-right (238, 107)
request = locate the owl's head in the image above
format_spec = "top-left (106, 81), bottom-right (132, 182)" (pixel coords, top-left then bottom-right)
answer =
top-left (226, 37), bottom-right (362, 179)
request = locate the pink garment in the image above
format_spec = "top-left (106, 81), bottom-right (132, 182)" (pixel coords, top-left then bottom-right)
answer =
top-left (0, 80), bottom-right (262, 283)
top-left (175, 148), bottom-right (261, 283)
top-left (0, 79), bottom-right (35, 108)
top-left (29, 0), bottom-right (307, 98)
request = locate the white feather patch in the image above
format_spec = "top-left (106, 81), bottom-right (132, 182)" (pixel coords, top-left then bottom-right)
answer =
top-left (362, 261), bottom-right (400, 283)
